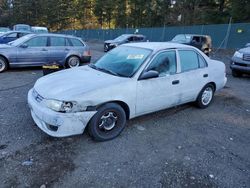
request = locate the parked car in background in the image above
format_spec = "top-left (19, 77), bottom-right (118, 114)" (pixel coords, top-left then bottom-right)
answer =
top-left (28, 42), bottom-right (227, 141)
top-left (31, 26), bottom-right (49, 33)
top-left (13, 24), bottom-right (31, 31)
top-left (0, 27), bottom-right (10, 34)
top-left (0, 33), bottom-right (91, 73)
top-left (230, 43), bottom-right (250, 77)
top-left (104, 34), bottom-right (147, 52)
top-left (171, 34), bottom-right (212, 56)
top-left (0, 31), bottom-right (31, 44)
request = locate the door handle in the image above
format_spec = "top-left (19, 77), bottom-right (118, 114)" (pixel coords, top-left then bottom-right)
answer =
top-left (172, 80), bottom-right (180, 85)
top-left (203, 74), bottom-right (208, 78)
top-left (65, 48), bottom-right (70, 51)
top-left (41, 48), bottom-right (48, 51)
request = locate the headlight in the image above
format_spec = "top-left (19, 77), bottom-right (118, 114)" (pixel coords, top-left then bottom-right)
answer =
top-left (45, 99), bottom-right (74, 113)
top-left (233, 51), bottom-right (243, 59)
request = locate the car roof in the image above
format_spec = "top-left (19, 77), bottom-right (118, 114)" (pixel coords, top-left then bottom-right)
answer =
top-left (31, 33), bottom-right (79, 39)
top-left (176, 34), bottom-right (210, 38)
top-left (121, 34), bottom-right (145, 37)
top-left (123, 42), bottom-right (195, 51)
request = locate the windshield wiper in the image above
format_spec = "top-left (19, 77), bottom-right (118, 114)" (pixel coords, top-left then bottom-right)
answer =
top-left (89, 64), bottom-right (126, 77)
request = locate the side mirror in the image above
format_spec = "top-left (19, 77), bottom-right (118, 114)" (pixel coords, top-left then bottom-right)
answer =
top-left (139, 70), bottom-right (159, 80)
top-left (20, 43), bottom-right (28, 48)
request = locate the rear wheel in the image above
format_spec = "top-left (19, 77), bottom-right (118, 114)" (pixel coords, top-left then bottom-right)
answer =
top-left (66, 56), bottom-right (81, 68)
top-left (232, 70), bottom-right (242, 77)
top-left (0, 57), bottom-right (7, 73)
top-left (88, 103), bottom-right (126, 141)
top-left (196, 84), bottom-right (215, 108)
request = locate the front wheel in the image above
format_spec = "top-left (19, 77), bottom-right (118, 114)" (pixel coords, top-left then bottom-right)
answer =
top-left (0, 57), bottom-right (8, 73)
top-left (196, 84), bottom-right (215, 108)
top-left (88, 103), bottom-right (127, 141)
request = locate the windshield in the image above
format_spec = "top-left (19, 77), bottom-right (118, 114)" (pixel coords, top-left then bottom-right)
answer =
top-left (172, 34), bottom-right (192, 43)
top-left (0, 28), bottom-right (10, 32)
top-left (89, 46), bottom-right (152, 77)
top-left (9, 34), bottom-right (33, 46)
top-left (114, 35), bottom-right (129, 42)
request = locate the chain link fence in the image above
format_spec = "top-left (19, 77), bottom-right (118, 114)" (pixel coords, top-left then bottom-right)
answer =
top-left (58, 23), bottom-right (250, 49)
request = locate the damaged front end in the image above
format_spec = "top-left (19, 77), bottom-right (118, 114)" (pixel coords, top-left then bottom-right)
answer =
top-left (28, 88), bottom-right (97, 137)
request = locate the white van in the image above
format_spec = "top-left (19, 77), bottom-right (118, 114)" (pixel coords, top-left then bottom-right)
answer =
top-left (31, 26), bottom-right (48, 33)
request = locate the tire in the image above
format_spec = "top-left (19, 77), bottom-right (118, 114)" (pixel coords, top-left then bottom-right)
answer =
top-left (66, 56), bottom-right (81, 68)
top-left (232, 70), bottom-right (242, 77)
top-left (196, 84), bottom-right (215, 109)
top-left (0, 57), bottom-right (8, 73)
top-left (88, 103), bottom-right (127, 141)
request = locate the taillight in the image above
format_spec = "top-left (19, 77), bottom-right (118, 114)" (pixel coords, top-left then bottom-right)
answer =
top-left (83, 50), bottom-right (91, 56)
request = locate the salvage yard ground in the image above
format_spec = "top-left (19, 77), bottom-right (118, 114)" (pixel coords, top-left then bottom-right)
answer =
top-left (0, 42), bottom-right (249, 188)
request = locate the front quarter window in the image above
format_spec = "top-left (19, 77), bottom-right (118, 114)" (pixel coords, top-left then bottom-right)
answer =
top-left (90, 46), bottom-right (152, 77)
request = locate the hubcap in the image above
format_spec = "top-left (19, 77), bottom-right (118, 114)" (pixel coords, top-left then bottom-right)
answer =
top-left (68, 57), bottom-right (80, 67)
top-left (201, 87), bottom-right (213, 105)
top-left (0, 60), bottom-right (5, 72)
top-left (99, 112), bottom-right (118, 131)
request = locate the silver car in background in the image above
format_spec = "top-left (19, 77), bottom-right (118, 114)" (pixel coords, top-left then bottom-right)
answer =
top-left (0, 34), bottom-right (91, 73)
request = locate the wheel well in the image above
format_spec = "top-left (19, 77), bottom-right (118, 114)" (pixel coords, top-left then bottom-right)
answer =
top-left (0, 55), bottom-right (9, 67)
top-left (100, 101), bottom-right (130, 120)
top-left (208, 82), bottom-right (216, 91)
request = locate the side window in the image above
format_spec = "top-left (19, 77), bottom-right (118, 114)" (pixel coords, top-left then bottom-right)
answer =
top-left (18, 33), bottom-right (27, 38)
top-left (198, 54), bottom-right (207, 68)
top-left (6, 33), bottom-right (17, 38)
top-left (147, 51), bottom-right (177, 76)
top-left (70, 38), bottom-right (84, 46)
top-left (25, 36), bottom-right (47, 47)
top-left (127, 37), bottom-right (133, 42)
top-left (50, 37), bottom-right (65, 47)
top-left (179, 50), bottom-right (199, 72)
top-left (192, 36), bottom-right (201, 44)
top-left (65, 38), bottom-right (72, 46)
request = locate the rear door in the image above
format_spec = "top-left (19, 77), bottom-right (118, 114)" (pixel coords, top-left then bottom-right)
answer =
top-left (16, 36), bottom-right (48, 66)
top-left (47, 36), bottom-right (68, 64)
top-left (176, 49), bottom-right (209, 103)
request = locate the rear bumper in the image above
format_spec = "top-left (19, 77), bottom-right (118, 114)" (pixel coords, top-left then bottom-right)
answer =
top-left (81, 56), bottom-right (91, 63)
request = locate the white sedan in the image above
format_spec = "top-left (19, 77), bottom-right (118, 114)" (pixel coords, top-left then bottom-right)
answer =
top-left (28, 42), bottom-right (227, 141)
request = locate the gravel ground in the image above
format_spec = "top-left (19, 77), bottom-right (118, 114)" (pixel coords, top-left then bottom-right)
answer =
top-left (0, 43), bottom-right (249, 188)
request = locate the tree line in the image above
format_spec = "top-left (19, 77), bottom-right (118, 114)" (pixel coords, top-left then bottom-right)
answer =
top-left (0, 0), bottom-right (250, 31)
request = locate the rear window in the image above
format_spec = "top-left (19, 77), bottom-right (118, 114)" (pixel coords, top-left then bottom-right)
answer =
top-left (70, 38), bottom-right (84, 47)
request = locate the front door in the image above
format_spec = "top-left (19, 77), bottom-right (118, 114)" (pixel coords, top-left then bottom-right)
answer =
top-left (17, 36), bottom-right (48, 66)
top-left (136, 50), bottom-right (182, 115)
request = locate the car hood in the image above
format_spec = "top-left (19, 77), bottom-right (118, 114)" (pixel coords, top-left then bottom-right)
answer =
top-left (239, 47), bottom-right (250, 54)
top-left (104, 40), bottom-right (121, 44)
top-left (34, 66), bottom-right (129, 100)
top-left (0, 44), bottom-right (12, 49)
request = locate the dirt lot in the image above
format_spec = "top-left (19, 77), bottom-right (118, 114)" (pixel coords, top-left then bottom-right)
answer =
top-left (0, 43), bottom-right (249, 188)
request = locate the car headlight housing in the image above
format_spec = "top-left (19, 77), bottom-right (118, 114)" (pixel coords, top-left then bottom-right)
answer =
top-left (233, 51), bottom-right (243, 59)
top-left (45, 99), bottom-right (75, 113)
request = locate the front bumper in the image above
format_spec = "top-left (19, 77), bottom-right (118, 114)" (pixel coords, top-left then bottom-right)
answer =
top-left (28, 89), bottom-right (97, 137)
top-left (230, 57), bottom-right (250, 74)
